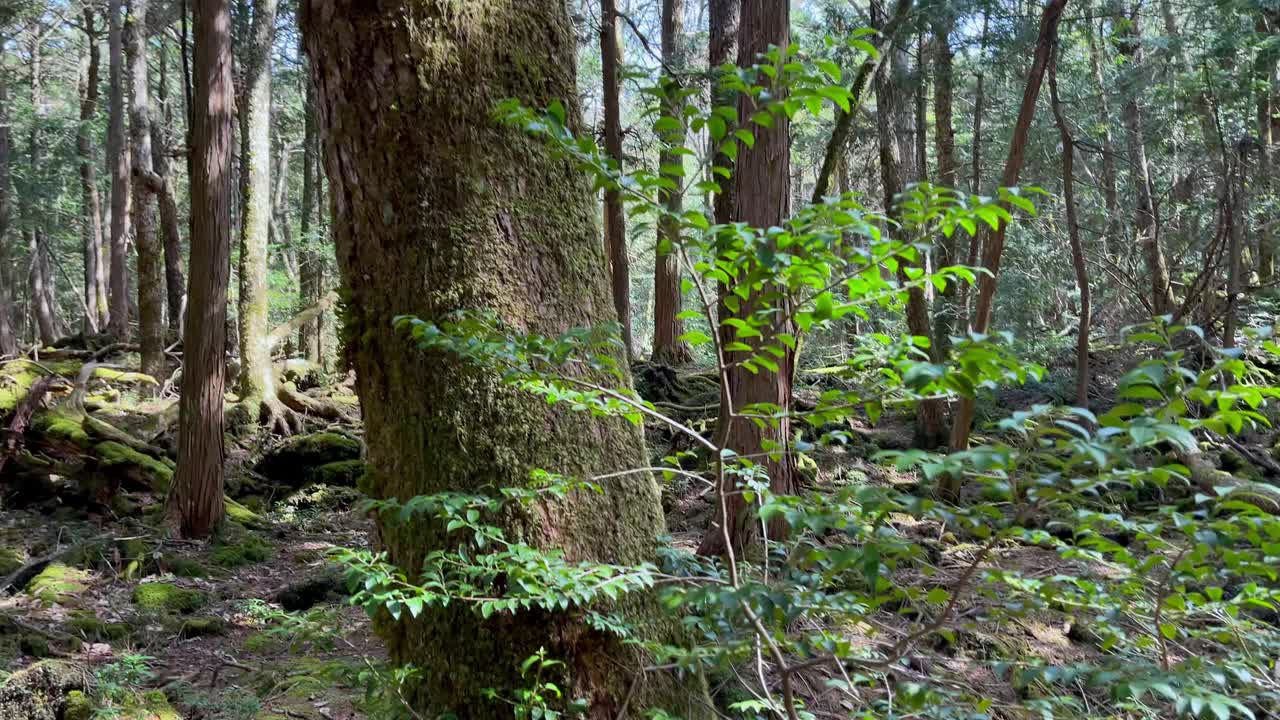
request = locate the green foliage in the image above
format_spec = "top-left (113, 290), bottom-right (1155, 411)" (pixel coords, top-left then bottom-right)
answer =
top-left (130, 583), bottom-right (208, 613)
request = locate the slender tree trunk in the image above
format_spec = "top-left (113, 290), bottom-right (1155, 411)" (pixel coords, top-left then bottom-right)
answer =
top-left (154, 33), bottom-right (186, 334)
top-left (1086, 16), bottom-right (1118, 252)
top-left (1224, 147), bottom-right (1246, 349)
top-left (958, 11), bottom-right (988, 324)
top-left (600, 0), bottom-right (633, 358)
top-left (1049, 45), bottom-right (1091, 407)
top-left (1117, 6), bottom-right (1174, 317)
top-left (236, 0), bottom-right (286, 429)
top-left (708, 0), bottom-right (738, 452)
top-left (931, 11), bottom-right (958, 351)
top-left (0, 75), bottom-right (15, 357)
top-left (651, 0), bottom-right (692, 364)
top-left (27, 35), bottom-right (57, 345)
top-left (128, 0), bottom-right (166, 383)
top-left (168, 0), bottom-right (235, 539)
top-left (700, 0), bottom-right (795, 556)
top-left (876, 5), bottom-right (944, 447)
top-left (78, 9), bottom-right (106, 335)
top-left (301, 2), bottom-right (692, 714)
top-left (107, 0), bottom-right (131, 339)
top-left (947, 0), bottom-right (1067, 466)
top-left (298, 43), bottom-right (322, 364)
top-left (1257, 13), bottom-right (1277, 283)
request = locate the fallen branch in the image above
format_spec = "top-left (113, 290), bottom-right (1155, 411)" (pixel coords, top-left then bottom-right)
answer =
top-left (276, 381), bottom-right (358, 424)
top-left (0, 376), bottom-right (60, 476)
top-left (267, 290), bottom-right (338, 352)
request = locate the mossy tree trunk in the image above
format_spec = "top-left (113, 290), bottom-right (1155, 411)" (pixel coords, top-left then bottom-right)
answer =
top-left (0, 74), bottom-right (15, 358)
top-left (302, 2), bottom-right (690, 716)
top-left (236, 0), bottom-right (288, 431)
top-left (107, 0), bottom-right (131, 340)
top-left (298, 45), bottom-right (322, 364)
top-left (168, 0), bottom-right (234, 539)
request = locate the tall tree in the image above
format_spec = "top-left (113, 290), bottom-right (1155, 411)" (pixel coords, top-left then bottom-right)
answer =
top-left (651, 0), bottom-right (692, 364)
top-left (302, 1), bottom-right (688, 713)
top-left (168, 0), bottom-right (234, 539)
top-left (127, 0), bottom-right (166, 383)
top-left (600, 0), bottom-right (633, 357)
top-left (297, 34), bottom-right (322, 364)
top-left (1117, 5), bottom-right (1175, 316)
top-left (1049, 43), bottom-right (1091, 406)
top-left (1086, 14), bottom-right (1119, 252)
top-left (77, 8), bottom-right (107, 334)
top-left (931, 9), bottom-right (959, 351)
top-left (107, 0), bottom-right (131, 339)
top-left (947, 0), bottom-right (1067, 465)
top-left (876, 4), bottom-right (945, 447)
top-left (27, 32), bottom-right (57, 345)
top-left (700, 0), bottom-right (795, 556)
top-left (236, 0), bottom-right (289, 431)
top-left (0, 72), bottom-right (15, 358)
top-left (154, 32), bottom-right (186, 333)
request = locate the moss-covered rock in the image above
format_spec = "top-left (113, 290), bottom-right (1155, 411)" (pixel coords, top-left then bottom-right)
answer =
top-left (166, 557), bottom-right (207, 578)
top-left (95, 441), bottom-right (176, 493)
top-left (224, 498), bottom-right (264, 528)
top-left (33, 411), bottom-right (90, 445)
top-left (66, 610), bottom-right (130, 642)
top-left (118, 690), bottom-right (180, 720)
top-left (178, 616), bottom-right (227, 639)
top-left (211, 534), bottom-right (272, 568)
top-left (0, 660), bottom-right (92, 720)
top-left (0, 548), bottom-right (24, 577)
top-left (26, 564), bottom-right (90, 606)
top-left (131, 583), bottom-right (208, 614)
top-left (307, 459), bottom-right (366, 488)
top-left (62, 690), bottom-right (93, 720)
top-left (255, 432), bottom-right (361, 487)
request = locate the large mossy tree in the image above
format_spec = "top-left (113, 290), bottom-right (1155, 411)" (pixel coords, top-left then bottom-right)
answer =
top-left (301, 1), bottom-right (689, 716)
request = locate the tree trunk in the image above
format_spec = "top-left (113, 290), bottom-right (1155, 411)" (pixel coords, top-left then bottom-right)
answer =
top-left (707, 0), bottom-right (738, 453)
top-left (27, 35), bottom-right (57, 346)
top-left (876, 5), bottom-right (944, 447)
top-left (651, 0), bottom-right (692, 365)
top-left (1086, 15), bottom-right (1119, 253)
top-left (1117, 5), bottom-right (1174, 317)
top-left (930, 10), bottom-right (958, 352)
top-left (301, 1), bottom-right (691, 715)
top-left (958, 11), bottom-right (988, 324)
top-left (1256, 13), bottom-right (1277, 283)
top-left (78, 9), bottom-right (106, 335)
top-left (236, 0), bottom-right (285, 428)
top-left (0, 74), bottom-right (15, 358)
top-left (1049, 45), bottom-right (1091, 407)
top-left (107, 0), bottom-right (132, 339)
top-left (947, 0), bottom-right (1067, 466)
top-left (1224, 147), bottom-right (1246, 349)
top-left (128, 0), bottom-right (166, 384)
top-left (298, 43), bottom-right (322, 364)
top-left (168, 0), bottom-right (235, 539)
top-left (700, 0), bottom-right (795, 556)
top-left (154, 33), bottom-right (187, 335)
top-left (600, 0), bottom-right (633, 358)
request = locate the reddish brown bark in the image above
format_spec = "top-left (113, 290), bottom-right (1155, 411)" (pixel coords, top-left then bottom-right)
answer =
top-left (600, 0), bottom-right (633, 357)
top-left (651, 0), bottom-right (692, 365)
top-left (168, 0), bottom-right (234, 539)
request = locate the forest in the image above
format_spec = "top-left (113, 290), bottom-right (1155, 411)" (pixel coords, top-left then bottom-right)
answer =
top-left (0, 0), bottom-right (1278, 718)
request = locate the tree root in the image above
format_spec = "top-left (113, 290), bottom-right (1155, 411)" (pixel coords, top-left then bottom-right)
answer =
top-left (276, 381), bottom-right (358, 424)
top-left (1175, 448), bottom-right (1280, 514)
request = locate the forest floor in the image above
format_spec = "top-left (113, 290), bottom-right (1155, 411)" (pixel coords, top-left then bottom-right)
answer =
top-left (0, 341), bottom-right (1277, 719)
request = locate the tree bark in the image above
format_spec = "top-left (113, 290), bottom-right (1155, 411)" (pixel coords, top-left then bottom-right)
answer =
top-left (27, 34), bottom-right (57, 346)
top-left (1049, 44), bottom-right (1091, 407)
top-left (600, 0), bottom-right (633, 358)
top-left (0, 74), bottom-right (15, 358)
top-left (78, 9), bottom-right (107, 335)
top-left (651, 0), bottom-right (692, 365)
top-left (1117, 5), bottom-right (1174, 316)
top-left (958, 11), bottom-right (988, 324)
top-left (107, 0), bottom-right (132, 339)
top-left (301, 1), bottom-right (691, 714)
top-left (947, 0), bottom-right (1067, 465)
top-left (1256, 12), bottom-right (1277, 283)
top-left (931, 10), bottom-right (958, 353)
top-left (154, 32), bottom-right (187, 335)
top-left (1086, 15), bottom-right (1118, 253)
top-left (236, 0), bottom-right (286, 429)
top-left (1224, 146), bottom-right (1246, 349)
top-left (700, 0), bottom-right (795, 556)
top-left (127, 0), bottom-right (166, 384)
top-left (298, 40), bottom-right (322, 364)
top-left (168, 0), bottom-right (234, 539)
top-left (876, 4), bottom-right (945, 447)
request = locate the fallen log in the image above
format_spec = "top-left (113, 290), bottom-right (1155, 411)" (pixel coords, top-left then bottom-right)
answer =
top-left (0, 376), bottom-right (60, 476)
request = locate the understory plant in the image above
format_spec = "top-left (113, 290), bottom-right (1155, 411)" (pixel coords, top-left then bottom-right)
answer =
top-left (330, 42), bottom-right (1280, 720)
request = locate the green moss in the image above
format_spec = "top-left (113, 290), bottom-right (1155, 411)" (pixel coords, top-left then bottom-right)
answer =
top-left (95, 441), bottom-right (176, 492)
top-left (225, 497), bottom-right (263, 527)
top-left (131, 583), bottom-right (208, 614)
top-left (66, 610), bottom-right (130, 641)
top-left (167, 557), bottom-right (207, 578)
top-left (63, 689), bottom-right (93, 720)
top-left (211, 533), bottom-right (273, 567)
top-left (34, 411), bottom-right (90, 445)
top-left (18, 634), bottom-right (49, 658)
top-left (119, 690), bottom-right (180, 720)
top-left (178, 616), bottom-right (227, 638)
top-left (256, 432), bottom-right (361, 485)
top-left (26, 564), bottom-right (89, 606)
top-left (0, 548), bottom-right (24, 576)
top-left (242, 631), bottom-right (281, 654)
top-left (307, 459), bottom-right (366, 487)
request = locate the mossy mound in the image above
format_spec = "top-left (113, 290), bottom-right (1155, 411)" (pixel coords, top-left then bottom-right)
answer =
top-left (33, 411), bottom-right (90, 445)
top-left (224, 498), bottom-right (264, 528)
top-left (66, 610), bottom-right (130, 642)
top-left (0, 360), bottom-right (80, 413)
top-left (280, 484), bottom-right (362, 515)
top-left (96, 441), bottom-right (175, 493)
top-left (0, 660), bottom-right (93, 720)
top-left (26, 564), bottom-right (90, 607)
top-left (165, 557), bottom-right (208, 578)
top-left (62, 690), bottom-right (93, 720)
top-left (255, 432), bottom-right (360, 487)
top-left (211, 534), bottom-right (272, 568)
top-left (0, 548), bottom-right (24, 576)
top-left (116, 690), bottom-right (180, 720)
top-left (307, 459), bottom-right (366, 488)
top-left (177, 616), bottom-right (227, 639)
top-left (131, 583), bottom-right (208, 614)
